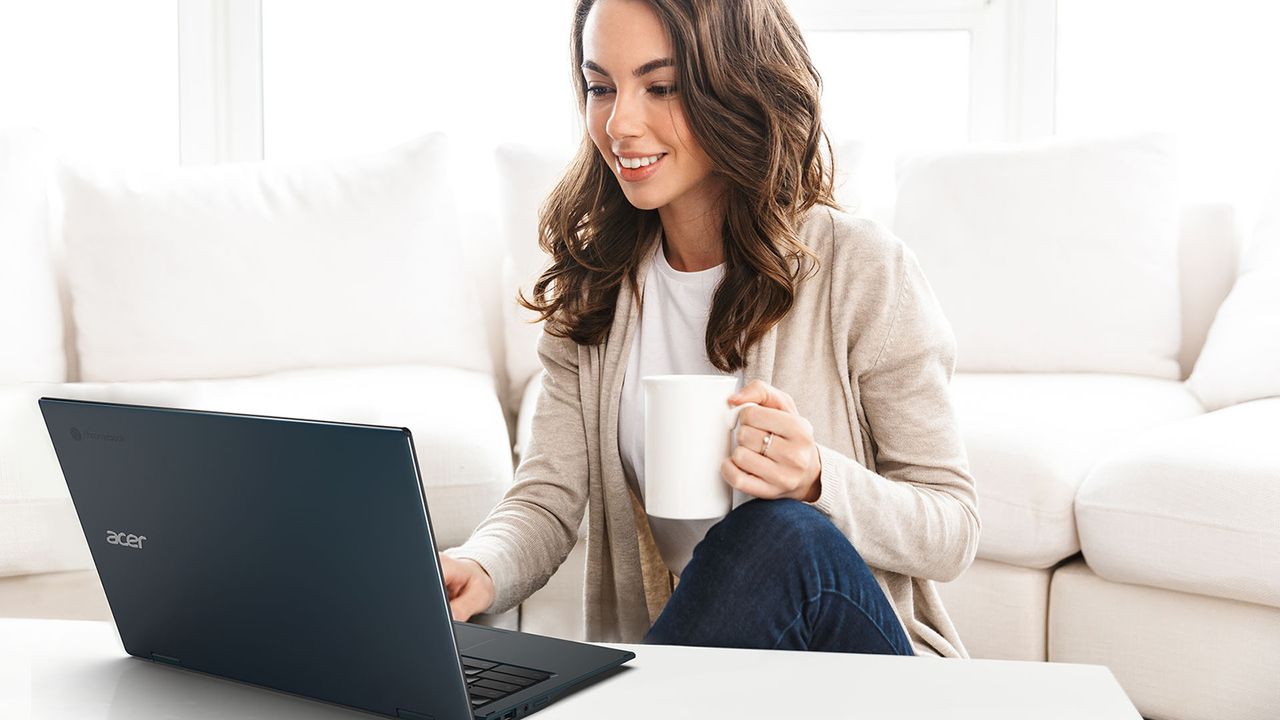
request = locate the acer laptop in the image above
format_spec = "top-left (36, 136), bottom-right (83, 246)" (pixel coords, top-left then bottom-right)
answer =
top-left (39, 397), bottom-right (633, 720)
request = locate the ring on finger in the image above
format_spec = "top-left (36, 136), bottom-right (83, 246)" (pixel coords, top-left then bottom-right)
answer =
top-left (761, 431), bottom-right (774, 457)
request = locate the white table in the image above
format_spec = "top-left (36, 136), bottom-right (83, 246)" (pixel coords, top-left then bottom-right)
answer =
top-left (0, 618), bottom-right (1140, 719)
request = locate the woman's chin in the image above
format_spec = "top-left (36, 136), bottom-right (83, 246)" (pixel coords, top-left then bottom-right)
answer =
top-left (618, 188), bottom-right (667, 211)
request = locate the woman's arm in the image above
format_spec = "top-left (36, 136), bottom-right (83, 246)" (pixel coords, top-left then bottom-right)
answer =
top-left (810, 245), bottom-right (980, 582)
top-left (441, 329), bottom-right (590, 614)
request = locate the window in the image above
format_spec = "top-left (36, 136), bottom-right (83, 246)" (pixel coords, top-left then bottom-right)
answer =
top-left (261, 0), bottom-right (579, 161)
top-left (805, 29), bottom-right (970, 149)
top-left (0, 0), bottom-right (179, 166)
top-left (1056, 0), bottom-right (1280, 222)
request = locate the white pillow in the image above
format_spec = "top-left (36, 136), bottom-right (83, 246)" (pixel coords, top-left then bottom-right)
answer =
top-left (1186, 181), bottom-right (1280, 410)
top-left (59, 133), bottom-right (491, 382)
top-left (495, 143), bottom-right (573, 410)
top-left (893, 133), bottom-right (1183, 377)
top-left (0, 127), bottom-right (65, 382)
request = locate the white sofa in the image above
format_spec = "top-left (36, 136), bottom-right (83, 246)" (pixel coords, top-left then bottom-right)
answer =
top-left (0, 128), bottom-right (525, 636)
top-left (2, 128), bottom-right (1277, 720)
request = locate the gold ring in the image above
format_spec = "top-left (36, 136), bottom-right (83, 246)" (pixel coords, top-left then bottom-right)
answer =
top-left (761, 431), bottom-right (774, 457)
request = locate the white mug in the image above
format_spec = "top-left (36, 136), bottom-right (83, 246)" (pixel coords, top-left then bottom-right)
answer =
top-left (642, 374), bottom-right (758, 520)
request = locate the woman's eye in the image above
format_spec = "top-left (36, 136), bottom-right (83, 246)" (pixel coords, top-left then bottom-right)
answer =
top-left (584, 85), bottom-right (677, 98)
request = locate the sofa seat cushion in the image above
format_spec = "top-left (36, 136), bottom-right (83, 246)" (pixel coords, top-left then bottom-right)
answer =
top-left (951, 372), bottom-right (1203, 568)
top-left (0, 364), bottom-right (512, 578)
top-left (1076, 398), bottom-right (1280, 608)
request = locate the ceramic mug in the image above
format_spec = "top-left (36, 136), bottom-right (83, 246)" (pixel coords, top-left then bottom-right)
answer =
top-left (642, 374), bottom-right (757, 519)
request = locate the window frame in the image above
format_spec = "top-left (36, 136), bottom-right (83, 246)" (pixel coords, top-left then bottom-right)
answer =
top-left (787, 0), bottom-right (1057, 142)
top-left (174, 0), bottom-right (1057, 165)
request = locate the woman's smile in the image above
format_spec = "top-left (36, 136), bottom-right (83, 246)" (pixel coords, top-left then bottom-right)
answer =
top-left (617, 152), bottom-right (668, 182)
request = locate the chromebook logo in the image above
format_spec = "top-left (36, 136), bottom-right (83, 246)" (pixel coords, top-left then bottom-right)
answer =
top-left (69, 427), bottom-right (124, 443)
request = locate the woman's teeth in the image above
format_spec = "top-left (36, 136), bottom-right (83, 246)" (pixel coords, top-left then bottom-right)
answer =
top-left (619, 153), bottom-right (665, 169)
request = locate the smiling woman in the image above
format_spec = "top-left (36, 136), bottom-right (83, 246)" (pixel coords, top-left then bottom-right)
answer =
top-left (525, 0), bottom-right (837, 368)
top-left (441, 0), bottom-right (979, 660)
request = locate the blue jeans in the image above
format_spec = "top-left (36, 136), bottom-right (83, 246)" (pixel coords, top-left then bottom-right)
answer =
top-left (642, 498), bottom-right (915, 656)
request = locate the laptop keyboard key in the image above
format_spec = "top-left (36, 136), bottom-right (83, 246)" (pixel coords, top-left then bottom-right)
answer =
top-left (479, 669), bottom-right (537, 687)
top-left (491, 664), bottom-right (551, 683)
top-left (475, 678), bottom-right (523, 694)
top-left (461, 657), bottom-right (498, 670)
top-left (468, 685), bottom-right (506, 700)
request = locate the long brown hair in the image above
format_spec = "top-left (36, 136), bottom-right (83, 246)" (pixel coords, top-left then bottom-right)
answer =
top-left (519, 0), bottom-right (840, 372)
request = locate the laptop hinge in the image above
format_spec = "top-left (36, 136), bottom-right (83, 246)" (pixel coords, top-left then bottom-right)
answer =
top-left (395, 709), bottom-right (435, 720)
top-left (149, 653), bottom-right (181, 666)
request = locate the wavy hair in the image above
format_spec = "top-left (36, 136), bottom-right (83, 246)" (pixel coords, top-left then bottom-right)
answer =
top-left (519, 0), bottom-right (840, 371)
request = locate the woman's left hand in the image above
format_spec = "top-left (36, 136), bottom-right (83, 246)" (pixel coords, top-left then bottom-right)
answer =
top-left (723, 379), bottom-right (823, 503)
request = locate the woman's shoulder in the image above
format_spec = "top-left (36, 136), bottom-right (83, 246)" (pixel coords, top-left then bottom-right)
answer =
top-left (797, 204), bottom-right (912, 293)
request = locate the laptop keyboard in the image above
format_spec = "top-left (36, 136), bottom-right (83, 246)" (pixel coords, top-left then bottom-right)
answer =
top-left (461, 655), bottom-right (554, 710)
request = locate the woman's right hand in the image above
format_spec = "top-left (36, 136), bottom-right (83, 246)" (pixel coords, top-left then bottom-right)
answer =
top-left (439, 553), bottom-right (496, 623)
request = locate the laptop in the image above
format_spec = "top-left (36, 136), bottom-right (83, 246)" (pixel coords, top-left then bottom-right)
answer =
top-left (39, 397), bottom-right (634, 720)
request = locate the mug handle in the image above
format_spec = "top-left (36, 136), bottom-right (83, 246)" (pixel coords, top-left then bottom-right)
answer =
top-left (724, 401), bottom-right (760, 430)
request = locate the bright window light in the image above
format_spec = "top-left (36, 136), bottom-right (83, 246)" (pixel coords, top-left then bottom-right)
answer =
top-left (261, 0), bottom-right (580, 162)
top-left (805, 30), bottom-right (971, 150)
top-left (0, 0), bottom-right (179, 166)
top-left (1057, 1), bottom-right (1280, 225)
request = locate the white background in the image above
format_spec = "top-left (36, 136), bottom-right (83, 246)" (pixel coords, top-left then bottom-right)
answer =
top-left (2, 0), bottom-right (1278, 226)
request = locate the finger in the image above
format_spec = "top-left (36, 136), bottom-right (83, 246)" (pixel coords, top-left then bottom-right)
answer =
top-left (451, 589), bottom-right (483, 622)
top-left (440, 559), bottom-right (463, 595)
top-left (721, 457), bottom-right (785, 500)
top-left (450, 592), bottom-right (469, 621)
top-left (729, 444), bottom-right (785, 485)
top-left (729, 380), bottom-right (797, 413)
top-left (736, 404), bottom-right (804, 438)
top-left (736, 425), bottom-right (802, 467)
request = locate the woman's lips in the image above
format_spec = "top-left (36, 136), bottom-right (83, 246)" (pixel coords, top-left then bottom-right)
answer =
top-left (617, 153), bottom-right (667, 182)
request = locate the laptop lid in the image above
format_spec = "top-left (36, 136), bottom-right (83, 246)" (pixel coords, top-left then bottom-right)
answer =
top-left (39, 397), bottom-right (474, 720)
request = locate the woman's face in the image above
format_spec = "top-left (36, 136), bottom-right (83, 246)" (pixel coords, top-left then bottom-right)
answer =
top-left (581, 0), bottom-right (719, 213)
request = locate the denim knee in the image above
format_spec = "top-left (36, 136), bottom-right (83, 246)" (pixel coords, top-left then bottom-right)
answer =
top-left (713, 498), bottom-right (832, 540)
top-left (703, 498), bottom-right (851, 567)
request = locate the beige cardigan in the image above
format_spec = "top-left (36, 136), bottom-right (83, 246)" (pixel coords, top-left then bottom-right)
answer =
top-left (443, 205), bottom-right (980, 658)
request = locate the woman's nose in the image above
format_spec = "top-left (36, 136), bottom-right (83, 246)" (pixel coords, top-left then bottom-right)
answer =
top-left (606, 88), bottom-right (644, 139)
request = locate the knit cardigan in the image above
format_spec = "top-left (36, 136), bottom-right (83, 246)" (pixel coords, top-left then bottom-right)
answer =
top-left (443, 205), bottom-right (980, 658)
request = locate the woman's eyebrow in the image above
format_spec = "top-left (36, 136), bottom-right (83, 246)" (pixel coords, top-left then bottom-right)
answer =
top-left (581, 57), bottom-right (674, 78)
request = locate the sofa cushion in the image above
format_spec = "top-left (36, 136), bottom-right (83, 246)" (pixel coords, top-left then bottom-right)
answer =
top-left (935, 558), bottom-right (1053, 662)
top-left (1186, 182), bottom-right (1280, 410)
top-left (1049, 560), bottom-right (1280, 720)
top-left (1076, 398), bottom-right (1280, 608)
top-left (951, 372), bottom-right (1203, 568)
top-left (0, 364), bottom-right (512, 577)
top-left (58, 133), bottom-right (491, 383)
top-left (0, 128), bottom-right (65, 382)
top-left (894, 133), bottom-right (1182, 378)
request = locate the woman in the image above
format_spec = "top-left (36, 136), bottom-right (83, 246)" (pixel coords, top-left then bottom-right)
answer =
top-left (441, 0), bottom-right (979, 658)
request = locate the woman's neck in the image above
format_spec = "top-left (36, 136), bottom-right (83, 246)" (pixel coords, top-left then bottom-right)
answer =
top-left (657, 194), bottom-right (725, 272)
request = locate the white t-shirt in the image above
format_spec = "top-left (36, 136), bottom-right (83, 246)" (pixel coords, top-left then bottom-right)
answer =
top-left (618, 237), bottom-right (747, 577)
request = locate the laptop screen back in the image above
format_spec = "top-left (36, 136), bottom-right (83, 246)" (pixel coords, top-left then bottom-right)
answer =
top-left (39, 397), bottom-right (473, 720)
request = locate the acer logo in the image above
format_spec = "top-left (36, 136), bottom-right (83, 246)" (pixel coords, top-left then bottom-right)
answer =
top-left (106, 531), bottom-right (147, 549)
